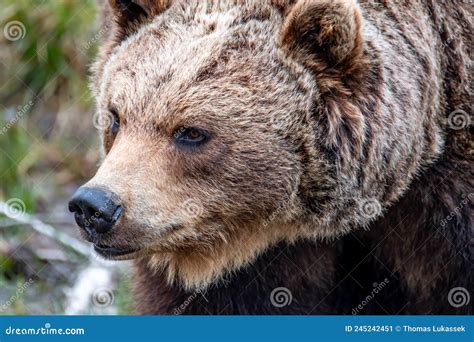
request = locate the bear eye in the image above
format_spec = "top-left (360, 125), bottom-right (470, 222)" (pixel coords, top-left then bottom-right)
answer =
top-left (172, 127), bottom-right (210, 147)
top-left (110, 109), bottom-right (120, 135)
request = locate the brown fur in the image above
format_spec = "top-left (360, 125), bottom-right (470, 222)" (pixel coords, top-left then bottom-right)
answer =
top-left (74, 0), bottom-right (473, 314)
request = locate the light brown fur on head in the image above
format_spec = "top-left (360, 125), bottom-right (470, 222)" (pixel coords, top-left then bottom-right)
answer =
top-left (85, 0), bottom-right (445, 289)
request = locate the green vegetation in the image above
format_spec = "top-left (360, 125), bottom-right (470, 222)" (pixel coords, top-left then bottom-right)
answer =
top-left (0, 0), bottom-right (133, 315)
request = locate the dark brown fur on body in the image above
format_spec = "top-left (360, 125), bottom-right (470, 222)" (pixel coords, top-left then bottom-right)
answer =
top-left (134, 240), bottom-right (338, 314)
top-left (79, 0), bottom-right (474, 314)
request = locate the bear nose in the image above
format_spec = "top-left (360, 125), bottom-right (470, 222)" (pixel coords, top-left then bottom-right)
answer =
top-left (68, 187), bottom-right (122, 235)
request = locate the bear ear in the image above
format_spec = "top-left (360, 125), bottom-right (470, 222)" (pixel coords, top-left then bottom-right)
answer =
top-left (280, 0), bottom-right (364, 73)
top-left (107, 0), bottom-right (170, 38)
top-left (280, 0), bottom-right (370, 158)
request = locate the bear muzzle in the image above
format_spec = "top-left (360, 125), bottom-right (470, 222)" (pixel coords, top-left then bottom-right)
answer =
top-left (68, 187), bottom-right (147, 259)
top-left (68, 187), bottom-right (122, 235)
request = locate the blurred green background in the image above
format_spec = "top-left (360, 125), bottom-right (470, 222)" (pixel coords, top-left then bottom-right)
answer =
top-left (0, 0), bottom-right (133, 314)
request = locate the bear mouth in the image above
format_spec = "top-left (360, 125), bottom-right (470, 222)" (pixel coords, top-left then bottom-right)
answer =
top-left (93, 244), bottom-right (139, 259)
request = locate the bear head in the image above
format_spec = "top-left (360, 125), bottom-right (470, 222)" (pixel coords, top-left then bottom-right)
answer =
top-left (69, 0), bottom-right (443, 289)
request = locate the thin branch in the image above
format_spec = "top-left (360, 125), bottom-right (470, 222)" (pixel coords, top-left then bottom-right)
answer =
top-left (0, 201), bottom-right (92, 260)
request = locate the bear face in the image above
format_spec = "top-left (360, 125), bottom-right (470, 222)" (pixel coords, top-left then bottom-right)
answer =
top-left (91, 12), bottom-right (306, 253)
top-left (70, 0), bottom-right (445, 289)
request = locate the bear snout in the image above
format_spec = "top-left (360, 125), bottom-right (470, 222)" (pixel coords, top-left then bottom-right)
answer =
top-left (68, 187), bottom-right (122, 237)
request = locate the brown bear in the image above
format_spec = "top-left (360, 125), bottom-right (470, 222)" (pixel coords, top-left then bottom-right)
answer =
top-left (68, 0), bottom-right (473, 314)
